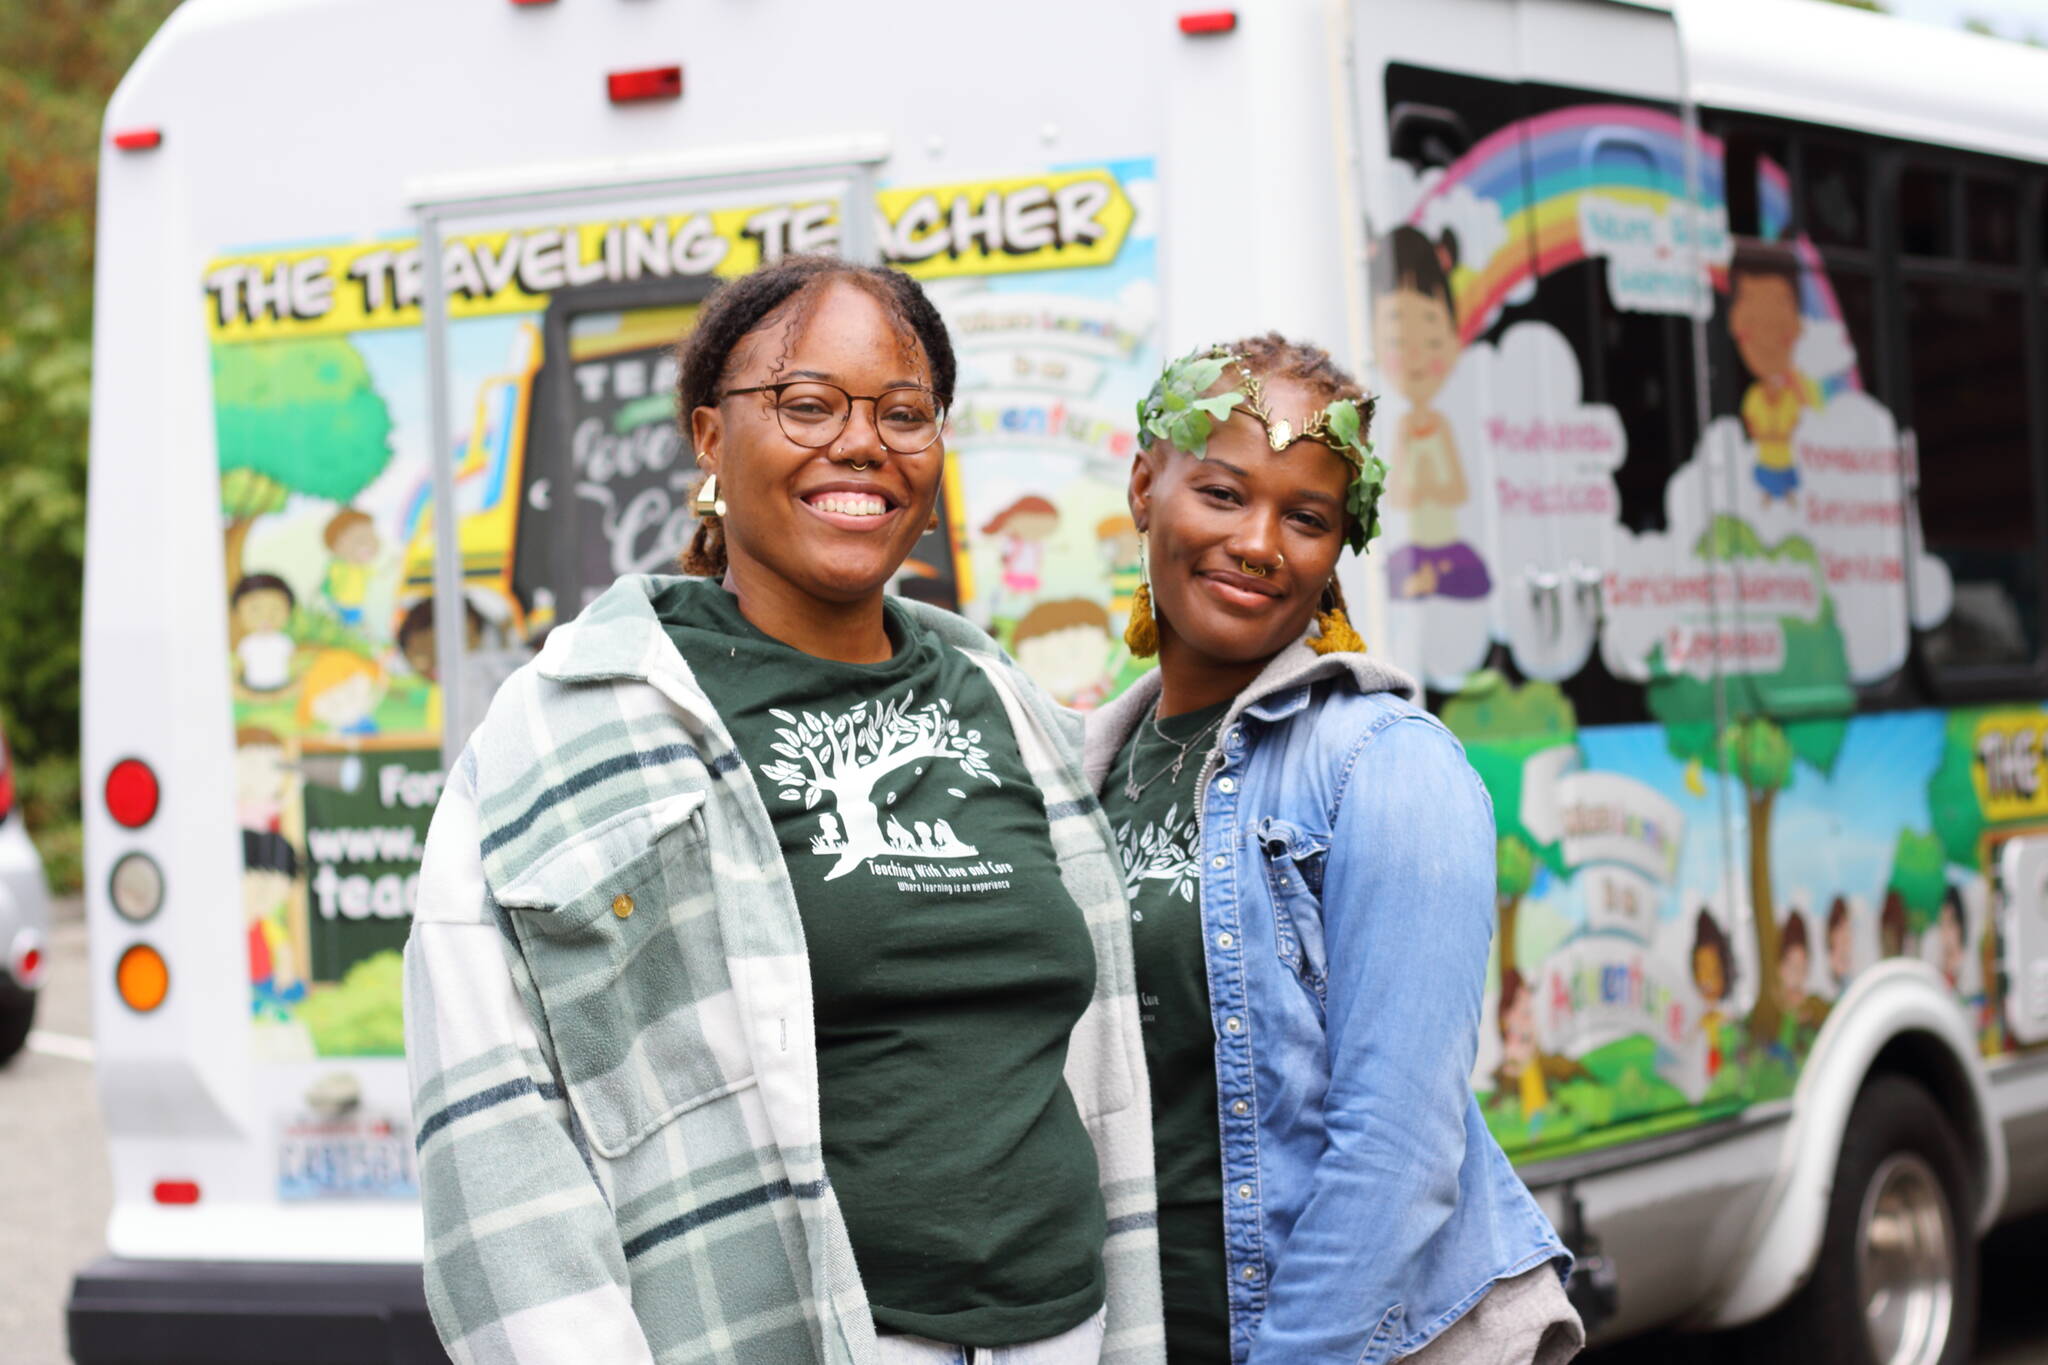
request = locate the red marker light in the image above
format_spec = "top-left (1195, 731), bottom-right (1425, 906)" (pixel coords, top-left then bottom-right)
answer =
top-left (608, 66), bottom-right (683, 104)
top-left (106, 758), bottom-right (160, 829)
top-left (153, 1181), bottom-right (200, 1206)
top-left (17, 947), bottom-right (41, 982)
top-left (1179, 10), bottom-right (1237, 34)
top-left (111, 128), bottom-right (163, 151)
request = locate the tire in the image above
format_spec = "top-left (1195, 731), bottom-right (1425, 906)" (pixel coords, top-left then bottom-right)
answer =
top-left (0, 978), bottom-right (34, 1067)
top-left (1736, 1073), bottom-right (1978, 1365)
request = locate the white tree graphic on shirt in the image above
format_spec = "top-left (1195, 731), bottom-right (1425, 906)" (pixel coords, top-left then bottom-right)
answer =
top-left (1115, 804), bottom-right (1200, 904)
top-left (757, 691), bottom-right (1000, 881)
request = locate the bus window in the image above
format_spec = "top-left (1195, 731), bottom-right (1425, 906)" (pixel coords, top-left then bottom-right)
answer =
top-left (1723, 129), bottom-right (1789, 240)
top-left (1904, 276), bottom-right (2040, 673)
top-left (1965, 176), bottom-right (2021, 266)
top-left (1897, 165), bottom-right (1956, 259)
top-left (1803, 140), bottom-right (1869, 251)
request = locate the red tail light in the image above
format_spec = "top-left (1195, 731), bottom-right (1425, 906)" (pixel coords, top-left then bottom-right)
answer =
top-left (17, 947), bottom-right (40, 980)
top-left (608, 67), bottom-right (682, 104)
top-left (1179, 10), bottom-right (1238, 34)
top-left (152, 1181), bottom-right (200, 1206)
top-left (105, 758), bottom-right (159, 829)
top-left (111, 128), bottom-right (163, 151)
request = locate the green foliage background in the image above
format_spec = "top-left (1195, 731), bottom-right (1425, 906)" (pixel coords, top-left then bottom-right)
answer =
top-left (1, 5), bottom-right (183, 889)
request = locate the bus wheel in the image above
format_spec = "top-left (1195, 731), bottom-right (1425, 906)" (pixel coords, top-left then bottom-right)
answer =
top-left (0, 979), bottom-right (34, 1066)
top-left (1750, 1074), bottom-right (1977, 1365)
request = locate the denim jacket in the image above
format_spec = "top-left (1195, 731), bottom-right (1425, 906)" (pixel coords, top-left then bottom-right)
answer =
top-left (1084, 643), bottom-right (1568, 1365)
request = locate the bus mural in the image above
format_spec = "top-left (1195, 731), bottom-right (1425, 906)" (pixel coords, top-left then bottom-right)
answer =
top-left (201, 161), bottom-right (1160, 1061)
top-left (1370, 77), bottom-right (2041, 1166)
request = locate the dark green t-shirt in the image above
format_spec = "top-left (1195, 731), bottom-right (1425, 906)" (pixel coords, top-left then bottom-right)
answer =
top-left (1099, 701), bottom-right (1231, 1365)
top-left (652, 579), bottom-right (1106, 1346)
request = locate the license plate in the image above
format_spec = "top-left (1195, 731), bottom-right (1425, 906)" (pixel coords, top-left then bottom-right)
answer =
top-left (278, 1113), bottom-right (419, 1201)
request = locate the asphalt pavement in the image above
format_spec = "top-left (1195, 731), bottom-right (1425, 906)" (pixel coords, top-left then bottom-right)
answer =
top-left (3, 895), bottom-right (2045, 1364)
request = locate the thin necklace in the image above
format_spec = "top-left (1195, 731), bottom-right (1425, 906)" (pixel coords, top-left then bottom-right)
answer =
top-left (1123, 707), bottom-right (1225, 802)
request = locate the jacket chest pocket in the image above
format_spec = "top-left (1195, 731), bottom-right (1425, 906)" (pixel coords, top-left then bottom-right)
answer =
top-left (1255, 815), bottom-right (1329, 1005)
top-left (496, 792), bottom-right (754, 1159)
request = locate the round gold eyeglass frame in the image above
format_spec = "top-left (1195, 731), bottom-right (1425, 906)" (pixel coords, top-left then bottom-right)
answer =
top-left (720, 381), bottom-right (947, 455)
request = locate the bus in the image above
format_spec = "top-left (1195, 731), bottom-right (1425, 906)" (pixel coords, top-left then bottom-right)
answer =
top-left (73, 1), bottom-right (2048, 1361)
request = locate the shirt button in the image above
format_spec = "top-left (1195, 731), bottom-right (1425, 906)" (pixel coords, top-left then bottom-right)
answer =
top-left (1237, 1183), bottom-right (1254, 1200)
top-left (1211, 855), bottom-right (1228, 870)
top-left (1224, 1016), bottom-right (1243, 1034)
top-left (611, 893), bottom-right (635, 919)
top-left (1240, 1265), bottom-right (1259, 1282)
top-left (1216, 777), bottom-right (1236, 794)
top-left (1232, 1099), bottom-right (1250, 1116)
top-left (1216, 932), bottom-right (1234, 949)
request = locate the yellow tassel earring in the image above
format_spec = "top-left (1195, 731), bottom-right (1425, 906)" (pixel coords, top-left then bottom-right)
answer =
top-left (1310, 576), bottom-right (1367, 655)
top-left (1123, 532), bottom-right (1160, 658)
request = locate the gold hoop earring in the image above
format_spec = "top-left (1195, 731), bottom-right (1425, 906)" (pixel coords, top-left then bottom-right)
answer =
top-left (691, 473), bottom-right (727, 519)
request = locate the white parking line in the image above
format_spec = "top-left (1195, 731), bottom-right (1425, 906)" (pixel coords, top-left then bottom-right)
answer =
top-left (26, 1030), bottom-right (94, 1063)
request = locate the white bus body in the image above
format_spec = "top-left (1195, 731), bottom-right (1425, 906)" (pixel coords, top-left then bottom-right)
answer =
top-left (76, 1), bottom-right (2048, 1361)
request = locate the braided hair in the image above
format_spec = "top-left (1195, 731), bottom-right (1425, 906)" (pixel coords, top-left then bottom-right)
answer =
top-left (676, 255), bottom-right (957, 576)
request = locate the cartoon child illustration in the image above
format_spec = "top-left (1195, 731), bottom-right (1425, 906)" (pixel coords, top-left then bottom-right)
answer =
top-left (1490, 968), bottom-right (1587, 1118)
top-left (395, 597), bottom-right (486, 683)
top-left (1935, 887), bottom-right (1967, 992)
top-left (297, 649), bottom-right (388, 736)
top-left (1692, 909), bottom-right (1738, 1080)
top-left (1011, 598), bottom-right (1116, 708)
top-left (1979, 909), bottom-right (2004, 1056)
top-left (1824, 895), bottom-right (1856, 993)
top-left (1728, 243), bottom-right (1822, 504)
top-left (235, 727), bottom-right (291, 833)
top-left (243, 827), bottom-right (303, 1017)
top-left (1096, 514), bottom-right (1143, 619)
top-left (1495, 969), bottom-right (1546, 1116)
top-left (1880, 888), bottom-right (1910, 958)
top-left (981, 495), bottom-right (1060, 612)
top-left (1777, 911), bottom-right (1831, 1057)
top-left (232, 572), bottom-right (297, 694)
top-left (1371, 225), bottom-right (1490, 601)
top-left (321, 507), bottom-right (383, 629)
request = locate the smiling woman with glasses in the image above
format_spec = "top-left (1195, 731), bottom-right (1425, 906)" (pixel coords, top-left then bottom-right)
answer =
top-left (404, 254), bottom-right (1165, 1365)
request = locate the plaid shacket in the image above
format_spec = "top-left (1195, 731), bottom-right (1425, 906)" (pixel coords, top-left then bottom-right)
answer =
top-left (404, 575), bottom-right (1165, 1365)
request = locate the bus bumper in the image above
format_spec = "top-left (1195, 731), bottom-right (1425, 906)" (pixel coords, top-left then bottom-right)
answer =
top-left (66, 1257), bottom-right (444, 1364)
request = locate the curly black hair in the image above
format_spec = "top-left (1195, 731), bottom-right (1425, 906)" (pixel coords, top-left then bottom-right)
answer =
top-left (677, 254), bottom-right (956, 576)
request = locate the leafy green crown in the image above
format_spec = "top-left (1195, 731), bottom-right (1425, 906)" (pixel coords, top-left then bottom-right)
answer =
top-left (1134, 343), bottom-right (1386, 553)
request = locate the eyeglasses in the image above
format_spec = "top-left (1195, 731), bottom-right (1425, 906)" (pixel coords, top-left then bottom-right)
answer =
top-left (719, 380), bottom-right (946, 455)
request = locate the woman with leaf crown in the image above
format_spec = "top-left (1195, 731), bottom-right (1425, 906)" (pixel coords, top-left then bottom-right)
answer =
top-left (1086, 333), bottom-right (1580, 1364)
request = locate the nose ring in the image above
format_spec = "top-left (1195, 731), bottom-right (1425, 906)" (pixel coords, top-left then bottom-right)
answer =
top-left (1241, 559), bottom-right (1268, 577)
top-left (849, 460), bottom-right (873, 472)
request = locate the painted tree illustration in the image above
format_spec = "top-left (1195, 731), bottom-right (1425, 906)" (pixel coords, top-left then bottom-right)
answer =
top-left (1440, 672), bottom-right (1574, 996)
top-left (1648, 515), bottom-right (1849, 1047)
top-left (212, 339), bottom-right (394, 591)
top-left (757, 693), bottom-right (998, 880)
top-left (1656, 714), bottom-right (1844, 1048)
top-left (1439, 672), bottom-right (1587, 1090)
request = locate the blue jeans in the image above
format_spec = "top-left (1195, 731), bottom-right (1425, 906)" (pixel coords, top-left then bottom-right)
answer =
top-left (875, 1306), bottom-right (1108, 1365)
